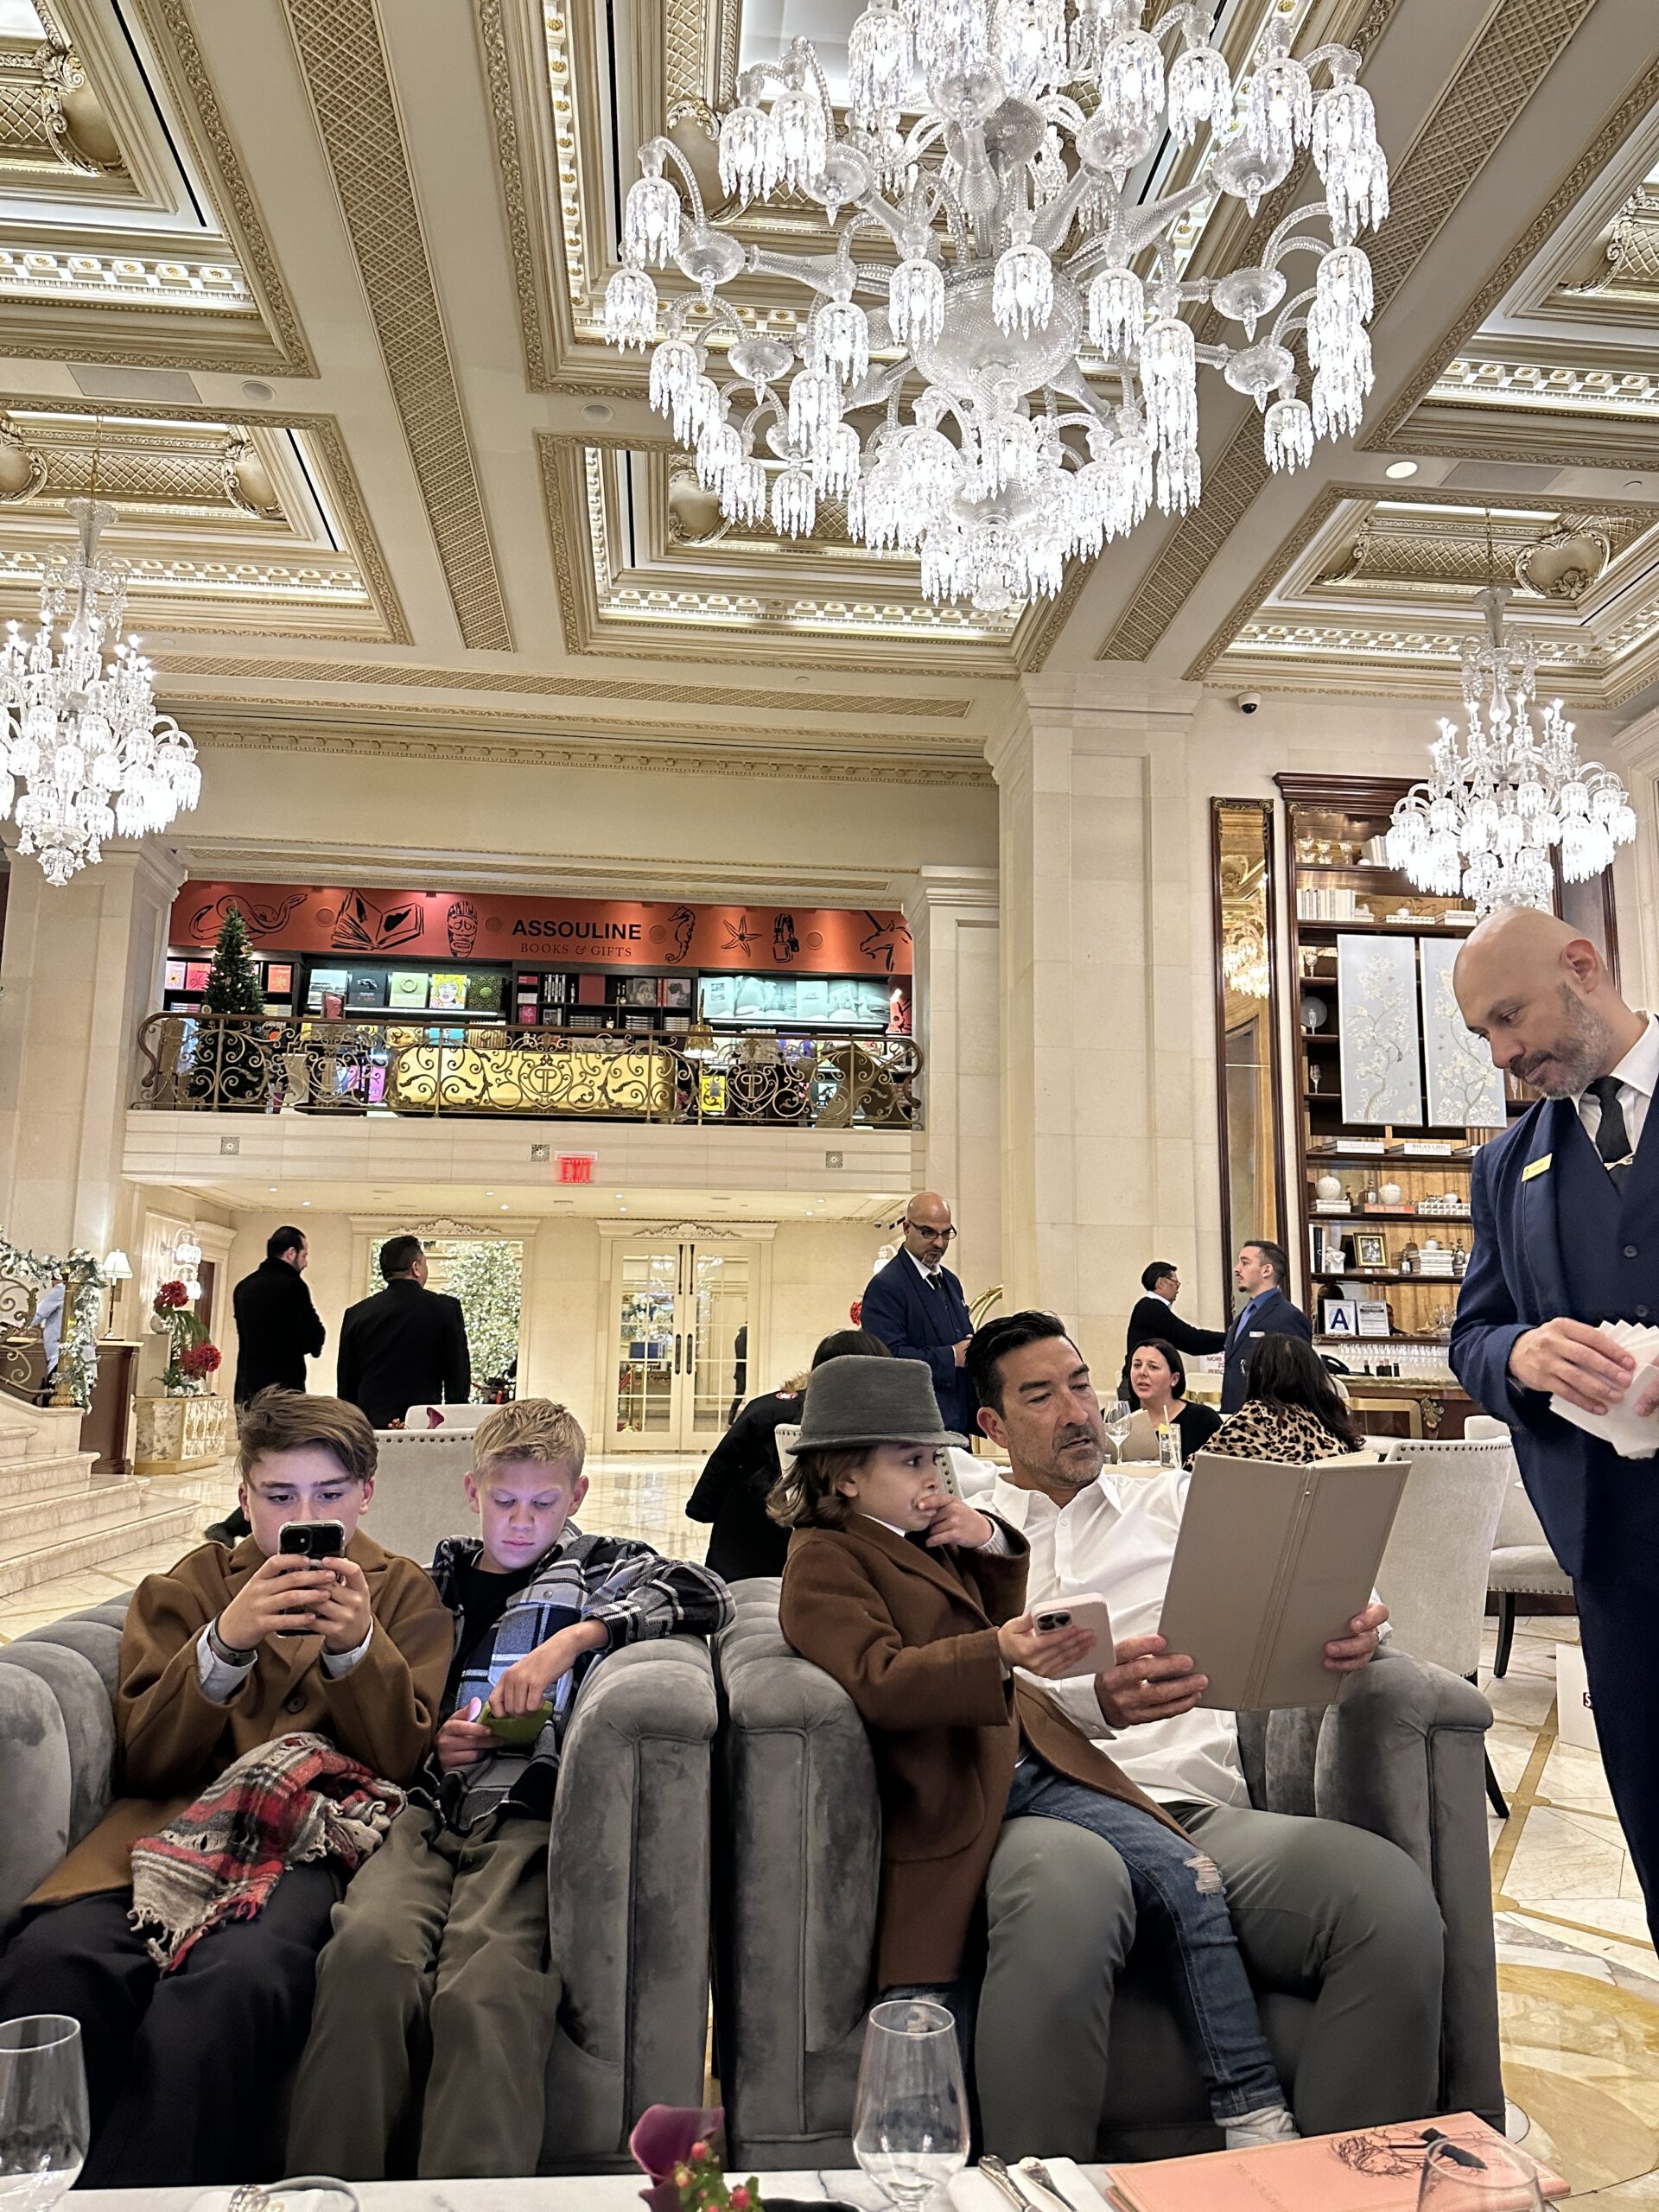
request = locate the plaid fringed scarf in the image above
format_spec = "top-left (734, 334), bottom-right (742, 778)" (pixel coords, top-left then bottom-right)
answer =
top-left (129, 1732), bottom-right (404, 1972)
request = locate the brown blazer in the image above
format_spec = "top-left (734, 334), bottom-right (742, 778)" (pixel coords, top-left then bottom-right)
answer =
top-left (779, 1513), bottom-right (1185, 1987)
top-left (31, 1529), bottom-right (452, 1906)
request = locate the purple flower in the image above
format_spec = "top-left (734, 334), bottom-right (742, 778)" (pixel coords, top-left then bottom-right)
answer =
top-left (629, 2106), bottom-right (724, 2212)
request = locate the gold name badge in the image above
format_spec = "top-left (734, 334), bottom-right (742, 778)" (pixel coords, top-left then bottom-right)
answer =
top-left (1522, 1154), bottom-right (1553, 1182)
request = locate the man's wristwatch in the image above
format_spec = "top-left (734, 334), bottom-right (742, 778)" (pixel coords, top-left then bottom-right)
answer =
top-left (207, 1615), bottom-right (257, 1668)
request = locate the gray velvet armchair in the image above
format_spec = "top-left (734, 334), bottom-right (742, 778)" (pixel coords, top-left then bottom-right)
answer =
top-left (0, 1596), bottom-right (717, 2172)
top-left (712, 1580), bottom-right (1503, 2169)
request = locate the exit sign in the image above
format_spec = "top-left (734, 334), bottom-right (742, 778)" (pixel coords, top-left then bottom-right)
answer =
top-left (556, 1154), bottom-right (596, 1185)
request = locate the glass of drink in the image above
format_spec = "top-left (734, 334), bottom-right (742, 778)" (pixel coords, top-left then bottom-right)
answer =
top-left (0, 2017), bottom-right (88, 2212)
top-left (852, 1999), bottom-right (969, 2209)
top-left (1416, 2139), bottom-right (1548, 2212)
top-left (1105, 1400), bottom-right (1135, 1463)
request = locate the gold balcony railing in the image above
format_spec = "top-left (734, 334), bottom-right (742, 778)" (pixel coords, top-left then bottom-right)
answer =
top-left (134, 1013), bottom-right (922, 1129)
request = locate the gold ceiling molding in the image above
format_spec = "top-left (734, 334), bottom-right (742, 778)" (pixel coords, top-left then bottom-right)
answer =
top-left (284, 0), bottom-right (512, 652)
top-left (1369, 48), bottom-right (1659, 451)
top-left (84, 0), bottom-right (315, 378)
top-left (1561, 184), bottom-right (1659, 298)
top-left (1185, 480), bottom-right (1659, 689)
top-left (538, 429), bottom-right (1022, 673)
top-left (477, 0), bottom-right (547, 390)
top-left (1389, 410), bottom-right (1659, 471)
top-left (190, 718), bottom-right (993, 787)
top-left (149, 652), bottom-right (976, 719)
top-left (176, 699), bottom-right (982, 762)
top-left (0, 410), bottom-right (282, 519)
top-left (0, 389), bottom-right (410, 644)
top-left (0, 16), bottom-right (125, 180)
top-left (1100, 0), bottom-right (1603, 665)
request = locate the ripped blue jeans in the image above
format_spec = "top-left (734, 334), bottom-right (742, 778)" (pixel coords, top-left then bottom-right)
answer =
top-left (1002, 1758), bottom-right (1285, 2123)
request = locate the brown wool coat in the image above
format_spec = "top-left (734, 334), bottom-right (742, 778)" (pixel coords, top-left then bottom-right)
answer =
top-left (30, 1529), bottom-right (452, 1905)
top-left (779, 1513), bottom-right (1188, 1988)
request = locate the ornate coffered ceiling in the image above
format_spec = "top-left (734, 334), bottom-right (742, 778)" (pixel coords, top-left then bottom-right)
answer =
top-left (0, 0), bottom-right (1647, 776)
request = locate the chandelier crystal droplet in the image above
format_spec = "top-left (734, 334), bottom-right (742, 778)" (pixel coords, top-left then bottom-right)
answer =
top-left (1387, 586), bottom-right (1637, 916)
top-left (605, 0), bottom-right (1390, 613)
top-left (0, 499), bottom-right (200, 887)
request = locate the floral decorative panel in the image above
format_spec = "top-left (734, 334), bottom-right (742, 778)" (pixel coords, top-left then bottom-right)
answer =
top-left (1338, 933), bottom-right (1424, 1126)
top-left (1421, 934), bottom-right (1507, 1127)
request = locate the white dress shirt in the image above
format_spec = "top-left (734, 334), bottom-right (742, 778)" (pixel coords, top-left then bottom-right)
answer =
top-left (194, 1619), bottom-right (373, 1704)
top-left (906, 1247), bottom-right (947, 1291)
top-left (989, 1468), bottom-right (1251, 1809)
top-left (1574, 1012), bottom-right (1659, 1161)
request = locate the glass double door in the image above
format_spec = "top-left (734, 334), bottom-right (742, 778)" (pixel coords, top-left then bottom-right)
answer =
top-left (610, 1238), bottom-right (753, 1450)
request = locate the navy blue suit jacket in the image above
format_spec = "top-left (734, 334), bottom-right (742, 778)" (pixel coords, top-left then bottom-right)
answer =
top-left (860, 1251), bottom-right (976, 1436)
top-left (1450, 1095), bottom-right (1659, 1580)
top-left (1219, 1287), bottom-right (1313, 1414)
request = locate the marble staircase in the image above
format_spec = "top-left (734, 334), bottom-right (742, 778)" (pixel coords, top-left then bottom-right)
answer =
top-left (0, 1398), bottom-right (199, 1599)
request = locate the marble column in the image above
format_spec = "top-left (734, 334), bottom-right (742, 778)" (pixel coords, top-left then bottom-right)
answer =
top-left (0, 838), bottom-right (188, 1257)
top-left (899, 865), bottom-right (1001, 1305)
top-left (987, 676), bottom-right (1205, 1378)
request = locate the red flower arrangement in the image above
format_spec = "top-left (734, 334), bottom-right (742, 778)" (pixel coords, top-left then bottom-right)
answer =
top-left (154, 1280), bottom-right (190, 1312)
top-left (179, 1341), bottom-right (221, 1380)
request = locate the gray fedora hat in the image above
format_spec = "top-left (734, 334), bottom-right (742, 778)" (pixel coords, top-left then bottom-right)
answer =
top-left (793, 1354), bottom-right (969, 1452)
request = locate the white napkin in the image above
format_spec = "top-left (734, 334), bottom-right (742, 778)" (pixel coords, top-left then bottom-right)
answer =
top-left (1550, 1321), bottom-right (1659, 1459)
top-left (949, 2159), bottom-right (1114, 2212)
top-left (188, 2190), bottom-right (355, 2212)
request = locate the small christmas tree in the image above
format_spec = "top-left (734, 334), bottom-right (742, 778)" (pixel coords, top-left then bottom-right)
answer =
top-left (189, 903), bottom-right (267, 1103)
top-left (200, 905), bottom-right (264, 1017)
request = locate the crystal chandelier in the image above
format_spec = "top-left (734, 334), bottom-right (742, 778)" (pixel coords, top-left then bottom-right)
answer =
top-left (605, 0), bottom-right (1389, 612)
top-left (0, 498), bottom-right (200, 887)
top-left (1386, 583), bottom-right (1636, 916)
top-left (1222, 906), bottom-right (1271, 998)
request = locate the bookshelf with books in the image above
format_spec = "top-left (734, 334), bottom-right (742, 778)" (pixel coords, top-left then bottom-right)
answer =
top-left (1275, 774), bottom-right (1544, 1369)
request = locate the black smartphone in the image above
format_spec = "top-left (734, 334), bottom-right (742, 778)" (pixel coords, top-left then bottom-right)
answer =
top-left (279, 1520), bottom-right (346, 1559)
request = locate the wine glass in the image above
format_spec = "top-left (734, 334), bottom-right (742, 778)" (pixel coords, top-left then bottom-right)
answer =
top-left (1416, 2138), bottom-right (1548, 2211)
top-left (0, 2017), bottom-right (88, 2212)
top-left (1104, 1400), bottom-right (1134, 1464)
top-left (851, 1999), bottom-right (969, 2210)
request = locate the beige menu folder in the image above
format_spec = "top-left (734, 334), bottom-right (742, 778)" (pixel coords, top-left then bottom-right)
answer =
top-left (1156, 1452), bottom-right (1409, 1711)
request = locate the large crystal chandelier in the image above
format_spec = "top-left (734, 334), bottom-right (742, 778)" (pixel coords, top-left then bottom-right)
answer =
top-left (0, 497), bottom-right (200, 887)
top-left (1386, 583), bottom-right (1636, 916)
top-left (605, 0), bottom-right (1389, 612)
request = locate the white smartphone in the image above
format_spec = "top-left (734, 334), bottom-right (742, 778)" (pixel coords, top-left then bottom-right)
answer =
top-left (1030, 1592), bottom-right (1116, 1674)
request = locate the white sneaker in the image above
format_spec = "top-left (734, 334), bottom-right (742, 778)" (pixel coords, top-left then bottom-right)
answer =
top-left (1224, 2105), bottom-right (1300, 2150)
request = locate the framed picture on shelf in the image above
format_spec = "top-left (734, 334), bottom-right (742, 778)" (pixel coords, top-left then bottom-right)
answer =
top-left (184, 961), bottom-right (211, 994)
top-left (164, 958), bottom-right (188, 992)
top-left (1322, 1299), bottom-right (1359, 1337)
top-left (1355, 1232), bottom-right (1388, 1269)
top-left (1357, 1300), bottom-right (1392, 1338)
top-left (265, 963), bottom-right (293, 996)
top-left (624, 976), bottom-right (658, 1008)
top-left (661, 976), bottom-right (693, 1011)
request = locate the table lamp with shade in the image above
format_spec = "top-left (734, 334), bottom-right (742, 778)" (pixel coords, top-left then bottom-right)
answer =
top-left (101, 1249), bottom-right (131, 1337)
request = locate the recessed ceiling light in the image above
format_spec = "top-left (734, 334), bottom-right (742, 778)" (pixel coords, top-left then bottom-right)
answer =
top-left (241, 379), bottom-right (274, 403)
top-left (1624, 478), bottom-right (1645, 494)
top-left (301, 1199), bottom-right (311, 1207)
top-left (582, 402), bottom-right (613, 423)
top-left (500, 1203), bottom-right (509, 1211)
top-left (1384, 459), bottom-right (1419, 480)
top-left (268, 1185), bottom-right (278, 1194)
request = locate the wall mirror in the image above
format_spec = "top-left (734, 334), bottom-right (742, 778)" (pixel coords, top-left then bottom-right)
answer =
top-left (1212, 798), bottom-right (1287, 1273)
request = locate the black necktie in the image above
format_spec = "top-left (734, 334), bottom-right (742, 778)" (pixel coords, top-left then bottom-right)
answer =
top-left (925, 1271), bottom-right (943, 1292)
top-left (1586, 1076), bottom-right (1633, 1192)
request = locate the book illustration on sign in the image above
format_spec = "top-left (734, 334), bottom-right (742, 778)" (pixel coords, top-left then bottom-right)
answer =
top-left (186, 888), bottom-right (308, 942)
top-left (447, 898), bottom-right (478, 957)
top-left (331, 891), bottom-right (425, 953)
top-left (668, 906), bottom-right (696, 961)
top-left (860, 912), bottom-right (911, 971)
top-left (721, 912), bottom-right (760, 957)
top-left (773, 911), bottom-right (799, 963)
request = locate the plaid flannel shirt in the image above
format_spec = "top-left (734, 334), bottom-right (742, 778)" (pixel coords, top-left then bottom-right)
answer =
top-left (417, 1524), bottom-right (733, 1829)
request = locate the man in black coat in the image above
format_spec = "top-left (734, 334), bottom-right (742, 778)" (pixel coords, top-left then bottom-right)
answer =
top-left (1118, 1259), bottom-right (1227, 1402)
top-left (232, 1227), bottom-right (326, 1404)
top-left (336, 1234), bottom-right (471, 1430)
top-left (1220, 1237), bottom-right (1313, 1413)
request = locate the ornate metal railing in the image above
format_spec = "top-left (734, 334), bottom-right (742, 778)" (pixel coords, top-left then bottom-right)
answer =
top-left (134, 1014), bottom-right (921, 1129)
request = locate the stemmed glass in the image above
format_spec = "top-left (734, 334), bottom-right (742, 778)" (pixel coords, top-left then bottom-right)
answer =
top-left (1416, 2139), bottom-right (1548, 2211)
top-left (851, 1999), bottom-right (969, 2210)
top-left (1104, 1400), bottom-right (1135, 1464)
top-left (0, 2017), bottom-right (88, 2212)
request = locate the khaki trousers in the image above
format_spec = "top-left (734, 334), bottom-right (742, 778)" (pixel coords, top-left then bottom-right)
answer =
top-left (288, 1803), bottom-right (557, 2180)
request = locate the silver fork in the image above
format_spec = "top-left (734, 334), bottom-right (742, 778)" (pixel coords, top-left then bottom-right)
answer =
top-left (978, 2154), bottom-right (1039, 2212)
top-left (1018, 2159), bottom-right (1079, 2212)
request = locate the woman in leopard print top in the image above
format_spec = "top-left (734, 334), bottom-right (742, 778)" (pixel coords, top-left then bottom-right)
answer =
top-left (1205, 1333), bottom-right (1365, 1463)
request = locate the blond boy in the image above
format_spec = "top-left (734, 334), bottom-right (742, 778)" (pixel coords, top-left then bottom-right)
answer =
top-left (288, 1398), bottom-right (732, 2179)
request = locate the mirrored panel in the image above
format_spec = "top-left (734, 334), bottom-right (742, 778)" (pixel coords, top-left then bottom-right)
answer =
top-left (1212, 798), bottom-right (1286, 1272)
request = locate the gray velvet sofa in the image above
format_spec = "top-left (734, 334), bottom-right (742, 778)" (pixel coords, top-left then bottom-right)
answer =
top-left (712, 1580), bottom-right (1503, 2169)
top-left (0, 1597), bottom-right (717, 2172)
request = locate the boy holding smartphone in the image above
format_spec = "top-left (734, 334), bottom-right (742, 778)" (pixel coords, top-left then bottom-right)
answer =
top-left (289, 1397), bottom-right (734, 2180)
top-left (0, 1388), bottom-right (452, 2186)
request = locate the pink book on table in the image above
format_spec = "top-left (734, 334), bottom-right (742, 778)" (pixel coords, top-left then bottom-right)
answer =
top-left (1104, 2114), bottom-right (1568, 2212)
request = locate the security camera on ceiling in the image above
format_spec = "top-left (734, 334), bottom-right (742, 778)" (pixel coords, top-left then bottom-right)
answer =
top-left (1236, 693), bottom-right (1262, 715)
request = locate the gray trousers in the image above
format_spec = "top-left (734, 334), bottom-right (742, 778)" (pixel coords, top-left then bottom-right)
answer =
top-left (976, 1799), bottom-right (1444, 2160)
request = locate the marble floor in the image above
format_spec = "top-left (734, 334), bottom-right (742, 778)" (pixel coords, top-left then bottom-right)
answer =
top-left (1, 1453), bottom-right (1654, 2199)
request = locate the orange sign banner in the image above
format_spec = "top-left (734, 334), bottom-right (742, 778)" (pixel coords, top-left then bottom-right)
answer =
top-left (170, 882), bottom-right (912, 976)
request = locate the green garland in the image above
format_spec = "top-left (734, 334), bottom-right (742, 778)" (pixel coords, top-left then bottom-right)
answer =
top-left (0, 1236), bottom-right (111, 1411)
